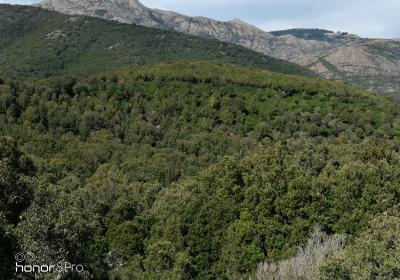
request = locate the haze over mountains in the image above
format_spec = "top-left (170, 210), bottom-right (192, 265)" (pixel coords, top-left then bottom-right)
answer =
top-left (39, 0), bottom-right (400, 97)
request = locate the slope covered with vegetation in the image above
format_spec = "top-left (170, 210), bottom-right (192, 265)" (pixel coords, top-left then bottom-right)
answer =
top-left (1, 61), bottom-right (399, 279)
top-left (270, 28), bottom-right (336, 41)
top-left (0, 4), bottom-right (313, 81)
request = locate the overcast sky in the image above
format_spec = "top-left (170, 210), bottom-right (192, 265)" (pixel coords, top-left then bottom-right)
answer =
top-left (1, 0), bottom-right (399, 38)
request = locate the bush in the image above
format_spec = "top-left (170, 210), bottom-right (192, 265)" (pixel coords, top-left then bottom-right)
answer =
top-left (251, 227), bottom-right (346, 280)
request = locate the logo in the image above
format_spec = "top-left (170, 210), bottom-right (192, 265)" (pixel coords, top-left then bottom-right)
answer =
top-left (15, 252), bottom-right (85, 274)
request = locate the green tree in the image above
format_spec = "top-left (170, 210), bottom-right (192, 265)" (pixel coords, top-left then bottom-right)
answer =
top-left (0, 136), bottom-right (36, 279)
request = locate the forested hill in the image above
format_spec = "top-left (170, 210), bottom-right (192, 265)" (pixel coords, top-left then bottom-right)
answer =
top-left (1, 61), bottom-right (400, 279)
top-left (0, 4), bottom-right (313, 80)
top-left (270, 28), bottom-right (347, 41)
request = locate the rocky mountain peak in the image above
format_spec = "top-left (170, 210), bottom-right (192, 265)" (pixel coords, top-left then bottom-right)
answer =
top-left (41, 0), bottom-right (144, 8)
top-left (40, 0), bottom-right (150, 24)
top-left (228, 18), bottom-right (248, 25)
top-left (40, 0), bottom-right (147, 14)
top-left (227, 18), bottom-right (263, 31)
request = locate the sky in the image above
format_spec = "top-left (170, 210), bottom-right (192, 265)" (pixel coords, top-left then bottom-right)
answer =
top-left (1, 0), bottom-right (399, 38)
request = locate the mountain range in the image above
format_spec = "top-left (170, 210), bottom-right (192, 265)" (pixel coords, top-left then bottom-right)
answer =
top-left (39, 0), bottom-right (400, 97)
top-left (0, 4), bottom-right (310, 80)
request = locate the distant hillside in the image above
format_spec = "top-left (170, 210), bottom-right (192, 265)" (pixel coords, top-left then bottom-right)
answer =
top-left (270, 28), bottom-right (355, 42)
top-left (38, 0), bottom-right (400, 97)
top-left (0, 5), bottom-right (312, 80)
top-left (270, 28), bottom-right (333, 39)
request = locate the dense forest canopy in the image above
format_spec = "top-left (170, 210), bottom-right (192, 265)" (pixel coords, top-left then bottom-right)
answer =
top-left (1, 60), bottom-right (399, 279)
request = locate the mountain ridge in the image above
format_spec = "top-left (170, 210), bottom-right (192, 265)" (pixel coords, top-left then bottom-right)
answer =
top-left (38, 0), bottom-right (400, 97)
top-left (0, 4), bottom-right (311, 80)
